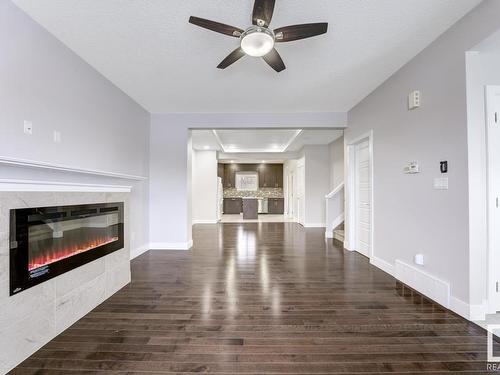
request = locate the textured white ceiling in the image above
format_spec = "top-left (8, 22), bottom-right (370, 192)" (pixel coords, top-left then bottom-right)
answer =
top-left (13, 0), bottom-right (481, 113)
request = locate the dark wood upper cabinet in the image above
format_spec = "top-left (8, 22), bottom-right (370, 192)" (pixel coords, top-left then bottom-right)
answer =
top-left (273, 165), bottom-right (283, 188)
top-left (217, 164), bottom-right (224, 179)
top-left (220, 163), bottom-right (283, 189)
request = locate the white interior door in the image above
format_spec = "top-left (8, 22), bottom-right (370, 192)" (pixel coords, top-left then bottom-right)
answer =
top-left (487, 86), bottom-right (500, 312)
top-left (288, 172), bottom-right (294, 217)
top-left (297, 165), bottom-right (305, 225)
top-left (355, 140), bottom-right (371, 257)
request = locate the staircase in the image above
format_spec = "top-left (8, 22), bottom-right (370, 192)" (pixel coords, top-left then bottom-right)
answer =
top-left (333, 222), bottom-right (345, 244)
top-left (325, 183), bottom-right (344, 243)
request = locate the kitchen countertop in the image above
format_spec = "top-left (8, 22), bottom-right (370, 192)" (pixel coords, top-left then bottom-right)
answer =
top-left (224, 188), bottom-right (284, 199)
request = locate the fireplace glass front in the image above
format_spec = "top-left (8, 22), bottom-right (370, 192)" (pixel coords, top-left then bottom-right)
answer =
top-left (10, 202), bottom-right (124, 295)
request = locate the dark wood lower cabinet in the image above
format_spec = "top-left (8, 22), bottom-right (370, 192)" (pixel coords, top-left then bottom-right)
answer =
top-left (223, 198), bottom-right (242, 214)
top-left (268, 198), bottom-right (284, 214)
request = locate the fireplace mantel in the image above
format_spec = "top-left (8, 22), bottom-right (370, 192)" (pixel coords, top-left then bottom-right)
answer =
top-left (0, 155), bottom-right (147, 180)
top-left (0, 179), bottom-right (132, 192)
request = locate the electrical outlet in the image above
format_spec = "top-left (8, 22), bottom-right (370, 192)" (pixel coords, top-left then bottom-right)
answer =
top-left (23, 121), bottom-right (33, 135)
top-left (53, 130), bottom-right (62, 143)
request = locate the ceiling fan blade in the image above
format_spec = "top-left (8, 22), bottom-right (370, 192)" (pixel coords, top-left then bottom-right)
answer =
top-left (252, 0), bottom-right (275, 27)
top-left (262, 48), bottom-right (286, 73)
top-left (189, 16), bottom-right (243, 37)
top-left (217, 48), bottom-right (246, 69)
top-left (274, 23), bottom-right (328, 42)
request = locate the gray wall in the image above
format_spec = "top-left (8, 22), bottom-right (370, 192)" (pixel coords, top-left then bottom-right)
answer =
top-left (149, 113), bottom-right (346, 247)
top-left (329, 136), bottom-right (345, 191)
top-left (0, 1), bottom-right (150, 255)
top-left (192, 150), bottom-right (218, 224)
top-left (345, 0), bottom-right (500, 305)
top-left (304, 145), bottom-right (330, 226)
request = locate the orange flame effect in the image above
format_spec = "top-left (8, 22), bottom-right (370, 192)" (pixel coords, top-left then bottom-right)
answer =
top-left (28, 236), bottom-right (119, 271)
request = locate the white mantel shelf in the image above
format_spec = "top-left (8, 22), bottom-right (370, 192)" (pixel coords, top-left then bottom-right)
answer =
top-left (0, 179), bottom-right (132, 192)
top-left (0, 156), bottom-right (147, 181)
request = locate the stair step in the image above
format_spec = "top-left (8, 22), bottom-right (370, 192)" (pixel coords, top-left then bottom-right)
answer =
top-left (333, 229), bottom-right (344, 242)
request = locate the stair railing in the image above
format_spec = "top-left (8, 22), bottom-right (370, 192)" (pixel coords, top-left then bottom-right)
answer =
top-left (325, 182), bottom-right (344, 239)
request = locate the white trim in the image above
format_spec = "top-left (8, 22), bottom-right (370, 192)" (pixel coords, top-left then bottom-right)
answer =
top-left (325, 214), bottom-right (344, 238)
top-left (283, 130), bottom-right (304, 152)
top-left (213, 129), bottom-right (303, 153)
top-left (470, 300), bottom-right (488, 321)
top-left (303, 222), bottom-right (326, 228)
top-left (345, 130), bottom-right (374, 259)
top-left (370, 256), bottom-right (395, 276)
top-left (149, 240), bottom-right (193, 250)
top-left (486, 86), bottom-right (500, 314)
top-left (0, 156), bottom-right (147, 180)
top-left (130, 244), bottom-right (150, 260)
top-left (0, 179), bottom-right (132, 192)
top-left (450, 296), bottom-right (470, 320)
top-left (192, 220), bottom-right (218, 224)
top-left (325, 182), bottom-right (345, 199)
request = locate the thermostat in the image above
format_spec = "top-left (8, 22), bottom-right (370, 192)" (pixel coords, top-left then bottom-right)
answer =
top-left (404, 161), bottom-right (420, 174)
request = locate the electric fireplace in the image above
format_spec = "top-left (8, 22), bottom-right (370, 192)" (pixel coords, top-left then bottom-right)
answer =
top-left (10, 202), bottom-right (124, 295)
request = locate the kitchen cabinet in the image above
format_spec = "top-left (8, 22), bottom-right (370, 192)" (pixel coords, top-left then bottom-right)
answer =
top-left (223, 198), bottom-right (242, 214)
top-left (273, 165), bottom-right (283, 188)
top-left (268, 198), bottom-right (284, 214)
top-left (220, 163), bottom-right (283, 189)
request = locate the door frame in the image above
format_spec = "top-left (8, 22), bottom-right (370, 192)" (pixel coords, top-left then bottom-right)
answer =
top-left (288, 171), bottom-right (295, 218)
top-left (486, 85), bottom-right (500, 313)
top-left (345, 130), bottom-right (374, 259)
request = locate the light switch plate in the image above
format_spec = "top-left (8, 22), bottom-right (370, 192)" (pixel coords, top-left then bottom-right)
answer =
top-left (53, 130), bottom-right (61, 143)
top-left (434, 177), bottom-right (449, 190)
top-left (23, 121), bottom-right (33, 135)
top-left (408, 90), bottom-right (421, 110)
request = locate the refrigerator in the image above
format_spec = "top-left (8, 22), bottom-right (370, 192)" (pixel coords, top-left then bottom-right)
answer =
top-left (217, 177), bottom-right (223, 221)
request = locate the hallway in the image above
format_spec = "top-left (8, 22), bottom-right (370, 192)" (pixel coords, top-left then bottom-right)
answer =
top-left (12, 223), bottom-right (495, 374)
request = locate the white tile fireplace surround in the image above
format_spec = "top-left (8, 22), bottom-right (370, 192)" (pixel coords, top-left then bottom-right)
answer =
top-left (0, 191), bottom-right (131, 374)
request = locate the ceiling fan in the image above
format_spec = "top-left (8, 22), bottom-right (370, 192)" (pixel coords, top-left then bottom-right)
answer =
top-left (189, 0), bottom-right (328, 72)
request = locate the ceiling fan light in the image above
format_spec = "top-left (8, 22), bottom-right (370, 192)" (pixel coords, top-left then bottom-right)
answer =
top-left (240, 28), bottom-right (275, 57)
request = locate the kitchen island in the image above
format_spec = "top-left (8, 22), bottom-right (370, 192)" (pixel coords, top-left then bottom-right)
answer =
top-left (242, 198), bottom-right (258, 220)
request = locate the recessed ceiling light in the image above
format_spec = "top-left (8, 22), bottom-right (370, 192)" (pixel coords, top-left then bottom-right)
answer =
top-left (262, 160), bottom-right (266, 163)
top-left (203, 145), bottom-right (210, 150)
top-left (230, 160), bottom-right (235, 163)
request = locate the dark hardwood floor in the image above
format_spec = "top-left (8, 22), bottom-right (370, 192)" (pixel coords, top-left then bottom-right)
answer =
top-left (10, 223), bottom-right (498, 374)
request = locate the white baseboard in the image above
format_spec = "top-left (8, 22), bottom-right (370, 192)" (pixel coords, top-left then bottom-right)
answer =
top-left (470, 301), bottom-right (488, 321)
top-left (370, 256), bottom-right (395, 276)
top-left (192, 220), bottom-right (218, 224)
top-left (303, 222), bottom-right (326, 228)
top-left (149, 239), bottom-right (193, 250)
top-left (343, 241), bottom-right (353, 251)
top-left (130, 244), bottom-right (149, 260)
top-left (450, 296), bottom-right (470, 320)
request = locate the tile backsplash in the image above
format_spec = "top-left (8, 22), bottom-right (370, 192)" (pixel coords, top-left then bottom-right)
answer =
top-left (224, 188), bottom-right (284, 199)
